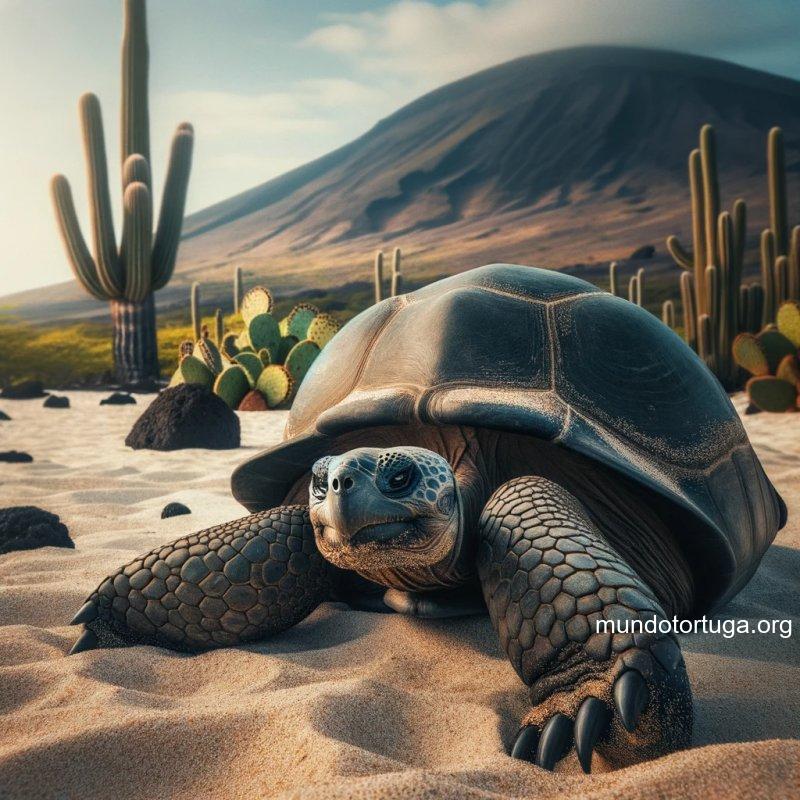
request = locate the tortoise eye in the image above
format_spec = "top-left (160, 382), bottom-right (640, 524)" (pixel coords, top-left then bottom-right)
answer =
top-left (311, 473), bottom-right (328, 500)
top-left (381, 465), bottom-right (419, 496)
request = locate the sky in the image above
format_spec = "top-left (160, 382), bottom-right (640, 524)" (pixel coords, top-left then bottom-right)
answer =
top-left (0, 0), bottom-right (798, 296)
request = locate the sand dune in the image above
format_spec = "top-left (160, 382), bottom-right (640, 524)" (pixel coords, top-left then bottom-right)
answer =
top-left (0, 392), bottom-right (798, 799)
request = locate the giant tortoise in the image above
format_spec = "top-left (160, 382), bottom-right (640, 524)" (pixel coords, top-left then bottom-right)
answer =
top-left (69, 264), bottom-right (785, 771)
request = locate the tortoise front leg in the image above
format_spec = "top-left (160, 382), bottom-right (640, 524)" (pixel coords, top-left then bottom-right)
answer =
top-left (477, 477), bottom-right (692, 772)
top-left (69, 505), bottom-right (336, 653)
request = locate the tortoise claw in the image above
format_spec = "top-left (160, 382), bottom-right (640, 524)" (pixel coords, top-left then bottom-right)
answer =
top-left (69, 626), bottom-right (98, 655)
top-left (70, 600), bottom-right (98, 625)
top-left (535, 713), bottom-right (573, 771)
top-left (510, 725), bottom-right (539, 762)
top-left (613, 669), bottom-right (650, 733)
top-left (574, 697), bottom-right (612, 773)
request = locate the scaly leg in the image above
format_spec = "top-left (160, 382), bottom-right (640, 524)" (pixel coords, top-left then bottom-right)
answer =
top-left (478, 477), bottom-right (692, 772)
top-left (69, 505), bottom-right (336, 653)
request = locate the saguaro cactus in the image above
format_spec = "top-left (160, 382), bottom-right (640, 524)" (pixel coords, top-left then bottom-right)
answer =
top-left (373, 247), bottom-right (404, 302)
top-left (50, 0), bottom-right (193, 385)
top-left (666, 125), bottom-right (749, 388)
top-left (233, 266), bottom-right (243, 314)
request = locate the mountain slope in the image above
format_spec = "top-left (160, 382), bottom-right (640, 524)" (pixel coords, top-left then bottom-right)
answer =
top-left (9, 45), bottom-right (800, 318)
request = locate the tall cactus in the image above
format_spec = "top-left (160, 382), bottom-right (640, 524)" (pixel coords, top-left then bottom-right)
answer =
top-left (233, 266), bottom-right (243, 314)
top-left (373, 247), bottom-right (404, 303)
top-left (666, 124), bottom-right (750, 388)
top-left (50, 0), bottom-right (193, 386)
top-left (390, 247), bottom-right (403, 297)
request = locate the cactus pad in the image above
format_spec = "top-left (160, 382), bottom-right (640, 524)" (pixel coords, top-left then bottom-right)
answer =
top-left (213, 365), bottom-right (251, 409)
top-left (258, 348), bottom-right (272, 366)
top-left (194, 338), bottom-right (223, 374)
top-left (757, 329), bottom-right (797, 373)
top-left (168, 368), bottom-right (184, 387)
top-left (256, 364), bottom-right (294, 408)
top-left (287, 303), bottom-right (320, 340)
top-left (248, 313), bottom-right (281, 356)
top-left (307, 313), bottom-right (340, 348)
top-left (221, 332), bottom-right (239, 359)
top-left (180, 355), bottom-right (215, 388)
top-left (233, 352), bottom-right (264, 386)
top-left (279, 316), bottom-right (291, 337)
top-left (776, 354), bottom-right (800, 386)
top-left (731, 334), bottom-right (770, 377)
top-left (746, 375), bottom-right (798, 413)
top-left (179, 339), bottom-right (194, 359)
top-left (777, 301), bottom-right (800, 347)
top-left (240, 286), bottom-right (274, 325)
top-left (284, 339), bottom-right (320, 387)
top-left (277, 335), bottom-right (298, 363)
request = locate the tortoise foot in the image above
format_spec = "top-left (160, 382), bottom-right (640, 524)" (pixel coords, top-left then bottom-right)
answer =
top-left (510, 641), bottom-right (692, 772)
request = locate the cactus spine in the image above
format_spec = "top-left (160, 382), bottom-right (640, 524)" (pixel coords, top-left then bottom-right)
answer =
top-left (50, 0), bottom-right (193, 385)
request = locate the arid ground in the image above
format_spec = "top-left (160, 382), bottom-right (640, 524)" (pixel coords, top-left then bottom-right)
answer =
top-left (0, 393), bottom-right (798, 799)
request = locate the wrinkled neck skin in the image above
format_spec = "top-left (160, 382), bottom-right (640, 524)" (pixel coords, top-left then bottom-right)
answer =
top-left (283, 423), bottom-right (693, 612)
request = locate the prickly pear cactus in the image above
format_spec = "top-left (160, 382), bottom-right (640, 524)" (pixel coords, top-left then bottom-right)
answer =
top-left (733, 300), bottom-right (800, 412)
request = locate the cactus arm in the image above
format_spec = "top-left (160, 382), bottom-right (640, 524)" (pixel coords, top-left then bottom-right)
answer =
top-left (608, 261), bottom-right (619, 295)
top-left (215, 308), bottom-right (224, 347)
top-left (635, 267), bottom-right (645, 307)
top-left (80, 93), bottom-right (123, 298)
top-left (717, 212), bottom-right (733, 377)
top-left (122, 153), bottom-right (151, 189)
top-left (121, 0), bottom-right (150, 167)
top-left (373, 251), bottom-right (384, 304)
top-left (50, 174), bottom-right (108, 301)
top-left (768, 127), bottom-right (787, 256)
top-left (775, 256), bottom-right (789, 308)
top-left (121, 181), bottom-right (153, 303)
top-left (761, 229), bottom-right (777, 327)
top-left (666, 236), bottom-right (692, 270)
top-left (700, 125), bottom-right (719, 312)
top-left (234, 266), bottom-right (243, 314)
top-left (627, 275), bottom-right (636, 303)
top-left (151, 125), bottom-right (194, 291)
top-left (191, 282), bottom-right (201, 340)
top-left (680, 272), bottom-right (697, 351)
top-left (789, 226), bottom-right (800, 302)
top-left (391, 247), bottom-right (402, 297)
top-left (689, 148), bottom-right (706, 280)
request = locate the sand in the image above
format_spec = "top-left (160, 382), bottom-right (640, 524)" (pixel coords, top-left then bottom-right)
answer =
top-left (0, 392), bottom-right (798, 799)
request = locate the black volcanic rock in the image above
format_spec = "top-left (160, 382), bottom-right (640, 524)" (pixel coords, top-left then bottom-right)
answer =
top-left (629, 245), bottom-right (656, 260)
top-left (126, 385), bottom-right (240, 451)
top-left (1, 381), bottom-right (47, 399)
top-left (0, 507), bottom-right (73, 555)
top-left (161, 502), bottom-right (191, 519)
top-left (0, 451), bottom-right (33, 463)
top-left (0, 410), bottom-right (10, 421)
top-left (100, 392), bottom-right (137, 406)
top-left (43, 395), bottom-right (70, 409)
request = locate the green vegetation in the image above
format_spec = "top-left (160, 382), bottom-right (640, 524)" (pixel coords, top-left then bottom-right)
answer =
top-left (50, 0), bottom-right (193, 385)
top-left (732, 301), bottom-right (800, 412)
top-left (666, 123), bottom-right (800, 389)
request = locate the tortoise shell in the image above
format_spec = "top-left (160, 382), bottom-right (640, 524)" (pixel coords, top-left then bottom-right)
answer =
top-left (232, 265), bottom-right (785, 613)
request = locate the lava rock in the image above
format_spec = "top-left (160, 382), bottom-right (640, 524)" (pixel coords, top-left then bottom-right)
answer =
top-left (629, 244), bottom-right (656, 260)
top-left (0, 410), bottom-right (10, 421)
top-left (100, 392), bottom-right (137, 406)
top-left (238, 389), bottom-right (269, 412)
top-left (0, 506), bottom-right (73, 555)
top-left (161, 502), bottom-right (192, 519)
top-left (0, 451), bottom-right (33, 463)
top-left (125, 384), bottom-right (241, 451)
top-left (43, 395), bottom-right (70, 409)
top-left (1, 381), bottom-right (47, 399)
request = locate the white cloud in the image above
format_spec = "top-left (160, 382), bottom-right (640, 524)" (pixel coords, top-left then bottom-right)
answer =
top-left (305, 0), bottom-right (795, 92)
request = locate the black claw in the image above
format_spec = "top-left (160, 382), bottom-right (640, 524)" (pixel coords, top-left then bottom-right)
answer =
top-left (69, 627), bottom-right (98, 655)
top-left (574, 697), bottom-right (612, 773)
top-left (510, 725), bottom-right (539, 762)
top-left (613, 669), bottom-right (650, 733)
top-left (535, 713), bottom-right (573, 771)
top-left (70, 601), bottom-right (98, 625)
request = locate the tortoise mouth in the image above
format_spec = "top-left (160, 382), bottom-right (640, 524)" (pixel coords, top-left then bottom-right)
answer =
top-left (351, 519), bottom-right (418, 546)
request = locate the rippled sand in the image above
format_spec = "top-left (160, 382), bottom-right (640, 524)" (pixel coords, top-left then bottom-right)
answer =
top-left (0, 392), bottom-right (798, 799)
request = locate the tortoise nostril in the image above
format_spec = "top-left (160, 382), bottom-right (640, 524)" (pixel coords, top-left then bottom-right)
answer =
top-left (331, 477), bottom-right (340, 492)
top-left (343, 476), bottom-right (354, 491)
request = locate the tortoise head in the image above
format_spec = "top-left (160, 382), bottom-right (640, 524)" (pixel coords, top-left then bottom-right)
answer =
top-left (308, 446), bottom-right (461, 572)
